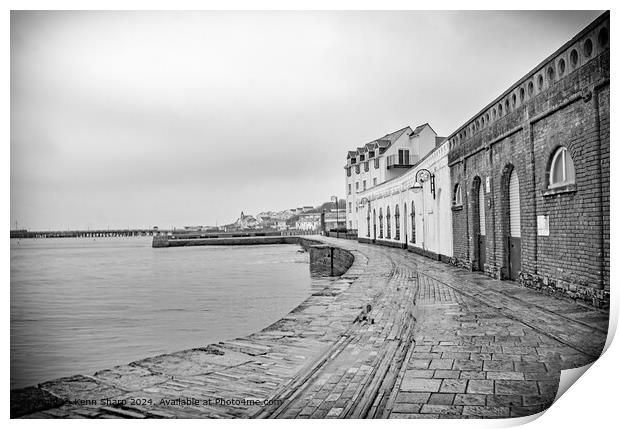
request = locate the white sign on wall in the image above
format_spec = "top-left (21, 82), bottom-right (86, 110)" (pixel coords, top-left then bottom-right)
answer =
top-left (537, 215), bottom-right (550, 236)
top-left (485, 176), bottom-right (491, 193)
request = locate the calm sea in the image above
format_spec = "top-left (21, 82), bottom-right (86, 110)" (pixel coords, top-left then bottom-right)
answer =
top-left (10, 237), bottom-right (311, 389)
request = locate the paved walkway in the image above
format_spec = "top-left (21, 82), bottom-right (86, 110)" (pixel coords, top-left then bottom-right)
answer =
top-left (12, 237), bottom-right (608, 419)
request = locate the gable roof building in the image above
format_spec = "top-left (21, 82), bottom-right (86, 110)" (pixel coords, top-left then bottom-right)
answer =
top-left (344, 123), bottom-right (443, 230)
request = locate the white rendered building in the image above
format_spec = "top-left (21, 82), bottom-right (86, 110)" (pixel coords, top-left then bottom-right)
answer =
top-left (355, 139), bottom-right (453, 261)
top-left (344, 124), bottom-right (440, 231)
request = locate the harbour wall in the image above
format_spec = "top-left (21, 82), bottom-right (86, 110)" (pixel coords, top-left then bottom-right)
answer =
top-left (152, 234), bottom-right (354, 277)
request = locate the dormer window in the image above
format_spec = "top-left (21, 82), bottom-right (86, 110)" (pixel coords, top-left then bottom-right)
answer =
top-left (369, 151), bottom-right (375, 158)
top-left (351, 157), bottom-right (357, 164)
top-left (360, 154), bottom-right (365, 161)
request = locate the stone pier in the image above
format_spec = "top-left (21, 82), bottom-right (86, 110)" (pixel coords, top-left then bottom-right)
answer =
top-left (11, 237), bottom-right (608, 419)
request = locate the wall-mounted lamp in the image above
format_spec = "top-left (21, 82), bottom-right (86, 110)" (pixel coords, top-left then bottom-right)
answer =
top-left (410, 168), bottom-right (436, 199)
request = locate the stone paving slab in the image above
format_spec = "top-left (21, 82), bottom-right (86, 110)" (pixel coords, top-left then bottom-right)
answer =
top-left (409, 260), bottom-right (608, 359)
top-left (12, 237), bottom-right (609, 419)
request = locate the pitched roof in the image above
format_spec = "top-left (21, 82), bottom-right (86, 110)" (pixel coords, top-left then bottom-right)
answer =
top-left (346, 126), bottom-right (412, 160)
top-left (380, 126), bottom-right (411, 143)
top-left (411, 123), bottom-right (438, 136)
top-left (412, 124), bottom-right (426, 135)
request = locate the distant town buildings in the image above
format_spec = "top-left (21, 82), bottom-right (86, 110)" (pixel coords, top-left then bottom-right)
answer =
top-left (295, 212), bottom-right (321, 231)
top-left (322, 209), bottom-right (347, 232)
top-left (214, 204), bottom-right (347, 234)
top-left (234, 212), bottom-right (258, 229)
top-left (221, 205), bottom-right (329, 232)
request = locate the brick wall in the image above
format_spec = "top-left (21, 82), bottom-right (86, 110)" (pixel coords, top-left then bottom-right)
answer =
top-left (447, 13), bottom-right (610, 308)
top-left (450, 162), bottom-right (469, 269)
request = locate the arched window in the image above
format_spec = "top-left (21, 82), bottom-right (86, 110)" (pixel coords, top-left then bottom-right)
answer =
top-left (394, 204), bottom-right (400, 240)
top-left (379, 208), bottom-right (383, 238)
top-left (453, 184), bottom-right (463, 206)
top-left (386, 206), bottom-right (391, 239)
top-left (366, 205), bottom-right (371, 237)
top-left (549, 146), bottom-right (575, 188)
top-left (373, 209), bottom-right (376, 238)
top-left (410, 201), bottom-right (416, 244)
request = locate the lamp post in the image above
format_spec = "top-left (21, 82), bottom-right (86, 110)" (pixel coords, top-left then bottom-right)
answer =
top-left (359, 197), bottom-right (370, 239)
top-left (331, 195), bottom-right (339, 238)
top-left (410, 169), bottom-right (436, 251)
top-left (411, 168), bottom-right (436, 199)
top-left (359, 197), bottom-right (369, 206)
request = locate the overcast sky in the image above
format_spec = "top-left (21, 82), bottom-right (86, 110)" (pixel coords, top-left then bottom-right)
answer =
top-left (10, 10), bottom-right (601, 230)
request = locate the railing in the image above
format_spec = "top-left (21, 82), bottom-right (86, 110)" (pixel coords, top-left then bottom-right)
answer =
top-left (326, 229), bottom-right (359, 240)
top-left (386, 154), bottom-right (418, 168)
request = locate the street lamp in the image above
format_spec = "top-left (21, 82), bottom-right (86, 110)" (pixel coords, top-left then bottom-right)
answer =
top-left (331, 195), bottom-right (339, 238)
top-left (411, 168), bottom-right (436, 199)
top-left (359, 197), bottom-right (370, 239)
top-left (410, 168), bottom-right (436, 251)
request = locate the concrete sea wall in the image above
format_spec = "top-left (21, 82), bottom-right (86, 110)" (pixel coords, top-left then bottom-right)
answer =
top-left (152, 234), bottom-right (285, 248)
top-left (151, 235), bottom-right (355, 278)
top-left (307, 245), bottom-right (355, 277)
